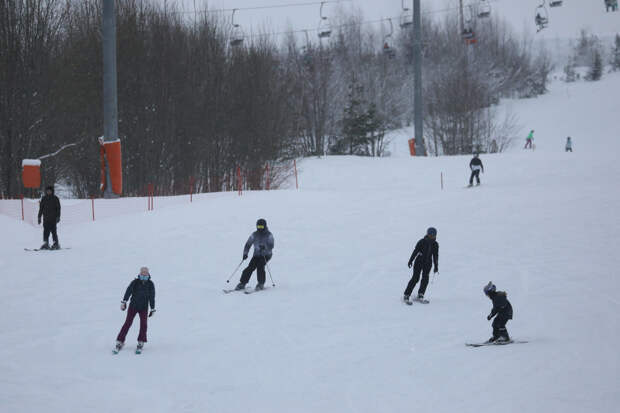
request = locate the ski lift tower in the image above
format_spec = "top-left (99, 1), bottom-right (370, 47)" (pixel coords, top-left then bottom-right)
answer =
top-left (102, 0), bottom-right (122, 198)
top-left (412, 0), bottom-right (425, 156)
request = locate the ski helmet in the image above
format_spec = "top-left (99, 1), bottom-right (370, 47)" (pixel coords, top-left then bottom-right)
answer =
top-left (483, 281), bottom-right (496, 295)
top-left (256, 218), bottom-right (267, 231)
top-left (427, 227), bottom-right (437, 236)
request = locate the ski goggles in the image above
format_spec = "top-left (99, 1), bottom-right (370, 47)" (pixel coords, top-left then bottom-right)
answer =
top-left (138, 275), bottom-right (150, 281)
top-left (256, 225), bottom-right (265, 229)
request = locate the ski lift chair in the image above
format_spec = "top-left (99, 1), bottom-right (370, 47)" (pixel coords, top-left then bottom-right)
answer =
top-left (400, 0), bottom-right (413, 28)
top-left (478, 1), bottom-right (491, 18)
top-left (382, 19), bottom-right (396, 59)
top-left (317, 2), bottom-right (332, 39)
top-left (534, 3), bottom-right (549, 32)
top-left (462, 28), bottom-right (477, 45)
top-left (230, 9), bottom-right (244, 47)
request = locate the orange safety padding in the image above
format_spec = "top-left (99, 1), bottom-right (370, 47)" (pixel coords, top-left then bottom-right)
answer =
top-left (22, 165), bottom-right (41, 188)
top-left (104, 140), bottom-right (123, 195)
top-left (408, 138), bottom-right (416, 156)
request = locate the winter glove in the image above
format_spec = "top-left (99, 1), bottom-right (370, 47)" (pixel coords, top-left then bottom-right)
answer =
top-left (38, 217), bottom-right (41, 225)
top-left (487, 313), bottom-right (493, 321)
top-left (121, 301), bottom-right (127, 311)
top-left (56, 217), bottom-right (60, 223)
top-left (408, 261), bottom-right (413, 269)
top-left (149, 309), bottom-right (156, 317)
top-left (434, 267), bottom-right (438, 273)
top-left (243, 253), bottom-right (248, 260)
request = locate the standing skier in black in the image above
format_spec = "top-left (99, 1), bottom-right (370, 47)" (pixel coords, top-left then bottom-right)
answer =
top-left (236, 218), bottom-right (275, 291)
top-left (37, 186), bottom-right (61, 249)
top-left (483, 281), bottom-right (513, 343)
top-left (468, 154), bottom-right (484, 187)
top-left (404, 227), bottom-right (439, 303)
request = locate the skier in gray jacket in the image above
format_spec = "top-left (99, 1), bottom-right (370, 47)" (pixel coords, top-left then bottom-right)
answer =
top-left (236, 218), bottom-right (275, 291)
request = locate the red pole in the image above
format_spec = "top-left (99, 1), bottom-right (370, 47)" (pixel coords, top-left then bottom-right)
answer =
top-left (91, 196), bottom-right (95, 221)
top-left (441, 172), bottom-right (444, 190)
top-left (20, 194), bottom-right (24, 221)
top-left (190, 176), bottom-right (194, 203)
top-left (294, 159), bottom-right (299, 190)
top-left (237, 166), bottom-right (242, 196)
top-left (265, 163), bottom-right (270, 191)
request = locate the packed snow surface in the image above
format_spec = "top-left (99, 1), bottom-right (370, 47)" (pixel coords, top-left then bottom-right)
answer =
top-left (1, 74), bottom-right (620, 412)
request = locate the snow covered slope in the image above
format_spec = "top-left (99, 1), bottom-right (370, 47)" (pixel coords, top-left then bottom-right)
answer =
top-left (1, 73), bottom-right (619, 413)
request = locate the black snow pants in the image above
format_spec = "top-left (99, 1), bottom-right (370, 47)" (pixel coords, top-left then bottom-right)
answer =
top-left (492, 313), bottom-right (511, 339)
top-left (469, 170), bottom-right (480, 185)
top-left (240, 255), bottom-right (271, 285)
top-left (43, 220), bottom-right (59, 244)
top-left (404, 261), bottom-right (431, 297)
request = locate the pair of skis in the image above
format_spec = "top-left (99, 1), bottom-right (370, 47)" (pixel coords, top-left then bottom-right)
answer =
top-left (24, 247), bottom-right (70, 251)
top-left (113, 344), bottom-right (143, 354)
top-left (404, 297), bottom-right (430, 305)
top-left (223, 287), bottom-right (269, 295)
top-left (466, 340), bottom-right (528, 347)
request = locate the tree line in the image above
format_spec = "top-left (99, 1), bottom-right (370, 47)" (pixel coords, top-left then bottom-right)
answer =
top-left (1, 0), bottom-right (552, 198)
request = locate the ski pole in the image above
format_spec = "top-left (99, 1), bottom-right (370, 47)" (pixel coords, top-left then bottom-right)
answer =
top-left (226, 260), bottom-right (244, 283)
top-left (264, 256), bottom-right (276, 287)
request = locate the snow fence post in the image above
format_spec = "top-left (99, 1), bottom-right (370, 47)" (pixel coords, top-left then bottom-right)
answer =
top-left (265, 163), bottom-right (270, 191)
top-left (294, 159), bottom-right (298, 190)
top-left (20, 194), bottom-right (24, 221)
top-left (441, 172), bottom-right (444, 190)
top-left (91, 196), bottom-right (95, 221)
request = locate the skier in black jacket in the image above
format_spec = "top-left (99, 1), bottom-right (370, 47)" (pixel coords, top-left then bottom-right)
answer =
top-left (236, 218), bottom-right (275, 291)
top-left (404, 227), bottom-right (439, 302)
top-left (483, 281), bottom-right (513, 343)
top-left (468, 154), bottom-right (484, 187)
top-left (115, 267), bottom-right (156, 352)
top-left (37, 186), bottom-right (61, 249)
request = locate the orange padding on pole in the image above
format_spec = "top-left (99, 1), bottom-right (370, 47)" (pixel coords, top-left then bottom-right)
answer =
top-left (22, 160), bottom-right (41, 188)
top-left (408, 139), bottom-right (416, 156)
top-left (104, 140), bottom-right (123, 195)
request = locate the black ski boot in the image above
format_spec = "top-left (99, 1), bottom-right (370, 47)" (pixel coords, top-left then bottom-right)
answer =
top-left (255, 283), bottom-right (265, 291)
top-left (51, 242), bottom-right (60, 250)
top-left (113, 341), bottom-right (124, 354)
top-left (136, 341), bottom-right (144, 354)
top-left (40, 242), bottom-right (50, 250)
top-left (235, 283), bottom-right (246, 291)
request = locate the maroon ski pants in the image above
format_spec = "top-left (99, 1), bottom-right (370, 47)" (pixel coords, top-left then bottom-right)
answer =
top-left (116, 307), bottom-right (148, 343)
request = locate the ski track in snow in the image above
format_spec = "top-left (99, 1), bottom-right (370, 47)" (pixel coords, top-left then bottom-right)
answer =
top-left (1, 73), bottom-right (620, 412)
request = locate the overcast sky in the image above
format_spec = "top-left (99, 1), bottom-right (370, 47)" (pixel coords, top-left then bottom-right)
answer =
top-left (173, 0), bottom-right (619, 42)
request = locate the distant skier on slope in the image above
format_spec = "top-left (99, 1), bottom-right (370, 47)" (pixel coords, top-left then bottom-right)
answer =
top-left (235, 218), bottom-right (275, 291)
top-left (37, 185), bottom-right (61, 250)
top-left (114, 267), bottom-right (156, 354)
top-left (483, 281), bottom-right (513, 343)
top-left (468, 154), bottom-right (484, 187)
top-left (524, 130), bottom-right (534, 149)
top-left (565, 136), bottom-right (573, 152)
top-left (404, 227), bottom-right (439, 303)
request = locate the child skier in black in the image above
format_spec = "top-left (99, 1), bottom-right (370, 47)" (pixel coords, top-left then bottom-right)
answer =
top-left (483, 282), bottom-right (513, 343)
top-left (114, 267), bottom-right (156, 353)
top-left (404, 227), bottom-right (439, 303)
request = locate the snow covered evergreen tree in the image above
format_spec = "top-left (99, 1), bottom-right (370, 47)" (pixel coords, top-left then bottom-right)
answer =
top-left (587, 50), bottom-right (603, 81)
top-left (611, 34), bottom-right (620, 71)
top-left (563, 56), bottom-right (577, 82)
